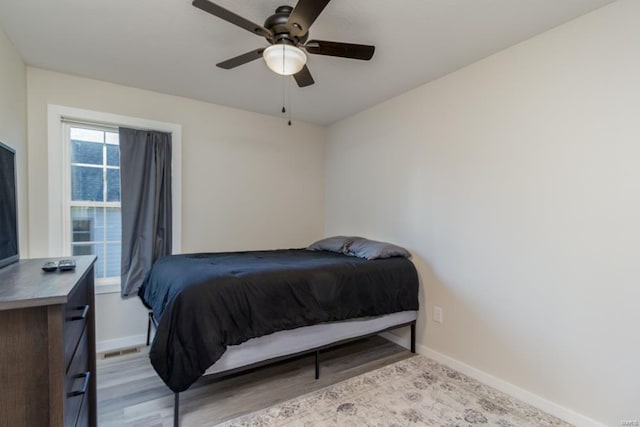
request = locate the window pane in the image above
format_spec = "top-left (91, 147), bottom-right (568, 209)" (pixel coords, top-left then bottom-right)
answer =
top-left (71, 140), bottom-right (103, 165)
top-left (72, 244), bottom-right (93, 256)
top-left (106, 243), bottom-right (121, 277)
top-left (71, 207), bottom-right (105, 243)
top-left (105, 132), bottom-right (119, 145)
top-left (106, 169), bottom-right (120, 202)
top-left (95, 243), bottom-right (105, 278)
top-left (106, 144), bottom-right (119, 166)
top-left (71, 166), bottom-right (103, 201)
top-left (72, 243), bottom-right (105, 278)
top-left (68, 125), bottom-right (122, 281)
top-left (70, 127), bottom-right (104, 143)
top-left (105, 208), bottom-right (121, 242)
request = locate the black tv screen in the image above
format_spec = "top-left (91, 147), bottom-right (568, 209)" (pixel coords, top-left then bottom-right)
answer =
top-left (0, 141), bottom-right (18, 268)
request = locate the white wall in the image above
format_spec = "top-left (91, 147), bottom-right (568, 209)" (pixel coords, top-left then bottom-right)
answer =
top-left (326, 1), bottom-right (639, 425)
top-left (27, 68), bottom-right (326, 347)
top-left (0, 26), bottom-right (28, 257)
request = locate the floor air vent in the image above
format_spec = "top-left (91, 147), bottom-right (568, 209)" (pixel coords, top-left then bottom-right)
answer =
top-left (100, 346), bottom-right (141, 359)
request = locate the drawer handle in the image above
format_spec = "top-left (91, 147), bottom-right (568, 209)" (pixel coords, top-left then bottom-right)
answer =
top-left (68, 371), bottom-right (91, 397)
top-left (68, 305), bottom-right (89, 321)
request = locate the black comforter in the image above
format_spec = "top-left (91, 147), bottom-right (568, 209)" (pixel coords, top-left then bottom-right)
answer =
top-left (139, 249), bottom-right (419, 392)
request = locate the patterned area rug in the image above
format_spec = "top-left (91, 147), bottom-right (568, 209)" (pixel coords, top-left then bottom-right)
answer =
top-left (218, 355), bottom-right (571, 426)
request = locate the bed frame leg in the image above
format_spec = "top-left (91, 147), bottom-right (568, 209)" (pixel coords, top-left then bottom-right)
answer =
top-left (174, 392), bottom-right (179, 427)
top-left (315, 350), bottom-right (320, 380)
top-left (410, 322), bottom-right (416, 354)
top-left (147, 312), bottom-right (153, 346)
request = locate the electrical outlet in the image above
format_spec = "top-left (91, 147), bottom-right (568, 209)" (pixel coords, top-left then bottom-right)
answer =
top-left (433, 306), bottom-right (443, 324)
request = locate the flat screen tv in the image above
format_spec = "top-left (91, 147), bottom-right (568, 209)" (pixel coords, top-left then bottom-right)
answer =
top-left (0, 141), bottom-right (19, 268)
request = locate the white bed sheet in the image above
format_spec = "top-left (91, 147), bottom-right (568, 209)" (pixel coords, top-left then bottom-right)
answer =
top-left (205, 310), bottom-right (417, 375)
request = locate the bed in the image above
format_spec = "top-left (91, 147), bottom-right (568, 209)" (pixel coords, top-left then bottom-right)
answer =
top-left (139, 246), bottom-right (419, 426)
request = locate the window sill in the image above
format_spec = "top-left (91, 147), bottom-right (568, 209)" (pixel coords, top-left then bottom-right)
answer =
top-left (95, 283), bottom-right (121, 295)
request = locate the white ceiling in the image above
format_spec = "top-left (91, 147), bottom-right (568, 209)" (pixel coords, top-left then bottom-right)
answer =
top-left (0, 0), bottom-right (614, 125)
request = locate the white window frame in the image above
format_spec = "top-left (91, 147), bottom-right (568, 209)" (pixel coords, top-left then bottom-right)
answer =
top-left (48, 105), bottom-right (182, 294)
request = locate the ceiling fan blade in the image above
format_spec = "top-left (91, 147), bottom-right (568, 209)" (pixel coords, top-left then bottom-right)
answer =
top-left (192, 0), bottom-right (271, 38)
top-left (287, 0), bottom-right (331, 38)
top-left (293, 65), bottom-right (314, 87)
top-left (305, 40), bottom-right (375, 60)
top-left (216, 48), bottom-right (265, 69)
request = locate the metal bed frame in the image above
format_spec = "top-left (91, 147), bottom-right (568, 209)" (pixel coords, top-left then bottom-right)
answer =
top-left (147, 312), bottom-right (416, 427)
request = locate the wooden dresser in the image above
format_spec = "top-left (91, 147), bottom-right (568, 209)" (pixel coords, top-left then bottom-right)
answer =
top-left (0, 256), bottom-right (97, 427)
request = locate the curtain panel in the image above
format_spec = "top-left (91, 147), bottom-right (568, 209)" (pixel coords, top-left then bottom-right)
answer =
top-left (119, 127), bottom-right (172, 297)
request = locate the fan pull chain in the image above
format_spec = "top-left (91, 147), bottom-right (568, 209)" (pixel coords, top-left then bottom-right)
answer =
top-left (288, 77), bottom-right (292, 126)
top-left (278, 44), bottom-right (291, 127)
top-left (281, 45), bottom-right (286, 115)
top-left (281, 74), bottom-right (286, 114)
top-left (282, 45), bottom-right (287, 114)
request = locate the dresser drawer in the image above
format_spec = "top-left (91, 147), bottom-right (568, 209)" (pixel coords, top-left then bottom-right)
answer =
top-left (65, 328), bottom-right (90, 427)
top-left (64, 280), bottom-right (90, 371)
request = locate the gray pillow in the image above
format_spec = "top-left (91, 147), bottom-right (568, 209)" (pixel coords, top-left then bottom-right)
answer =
top-left (343, 237), bottom-right (411, 260)
top-left (306, 236), bottom-right (353, 253)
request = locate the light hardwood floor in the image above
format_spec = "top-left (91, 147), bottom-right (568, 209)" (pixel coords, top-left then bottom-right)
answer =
top-left (97, 336), bottom-right (413, 426)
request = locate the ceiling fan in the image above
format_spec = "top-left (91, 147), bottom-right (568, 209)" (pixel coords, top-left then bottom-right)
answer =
top-left (192, 0), bottom-right (375, 88)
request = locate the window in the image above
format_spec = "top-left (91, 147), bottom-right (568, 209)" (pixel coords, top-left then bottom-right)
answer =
top-left (64, 124), bottom-right (121, 283)
top-left (48, 105), bottom-right (183, 294)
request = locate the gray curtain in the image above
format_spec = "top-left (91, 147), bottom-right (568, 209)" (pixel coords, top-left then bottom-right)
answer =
top-left (119, 127), bottom-right (172, 297)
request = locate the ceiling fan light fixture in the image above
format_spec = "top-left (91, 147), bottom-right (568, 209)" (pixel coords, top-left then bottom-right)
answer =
top-left (263, 44), bottom-right (307, 76)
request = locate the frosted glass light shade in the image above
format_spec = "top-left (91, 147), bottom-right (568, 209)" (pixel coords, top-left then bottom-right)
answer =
top-left (263, 44), bottom-right (307, 76)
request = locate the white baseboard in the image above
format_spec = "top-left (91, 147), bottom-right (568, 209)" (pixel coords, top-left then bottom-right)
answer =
top-left (96, 334), bottom-right (147, 353)
top-left (379, 332), bottom-right (605, 427)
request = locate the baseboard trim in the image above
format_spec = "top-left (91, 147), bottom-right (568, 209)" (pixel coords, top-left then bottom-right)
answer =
top-left (96, 334), bottom-right (147, 353)
top-left (379, 332), bottom-right (605, 427)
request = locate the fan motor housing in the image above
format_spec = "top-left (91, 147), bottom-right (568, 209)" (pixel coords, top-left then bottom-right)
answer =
top-left (264, 6), bottom-right (308, 44)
